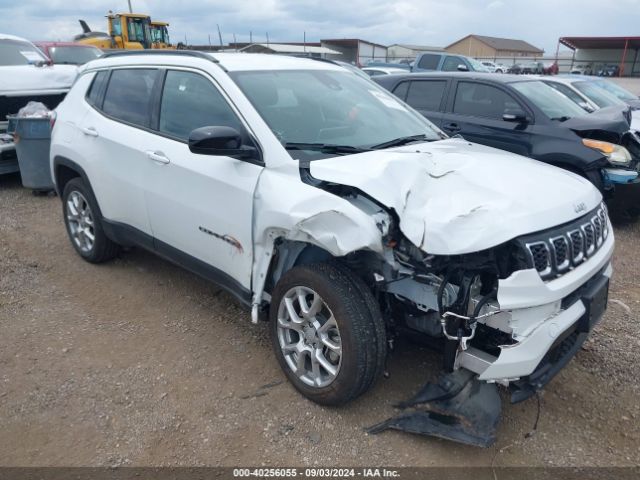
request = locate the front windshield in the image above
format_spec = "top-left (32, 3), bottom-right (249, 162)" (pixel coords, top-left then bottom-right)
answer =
top-left (572, 81), bottom-right (626, 108)
top-left (591, 79), bottom-right (638, 101)
top-left (49, 46), bottom-right (101, 65)
top-left (511, 80), bottom-right (587, 120)
top-left (231, 69), bottom-right (444, 159)
top-left (0, 39), bottom-right (48, 66)
top-left (151, 26), bottom-right (169, 44)
top-left (468, 58), bottom-right (490, 72)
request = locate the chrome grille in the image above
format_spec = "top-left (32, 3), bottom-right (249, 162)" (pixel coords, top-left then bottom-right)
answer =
top-left (522, 203), bottom-right (610, 280)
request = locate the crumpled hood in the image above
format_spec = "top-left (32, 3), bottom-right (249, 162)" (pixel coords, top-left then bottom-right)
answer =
top-left (564, 105), bottom-right (630, 138)
top-left (0, 65), bottom-right (78, 94)
top-left (310, 138), bottom-right (602, 255)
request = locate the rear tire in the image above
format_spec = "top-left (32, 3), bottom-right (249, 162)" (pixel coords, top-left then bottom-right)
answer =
top-left (62, 177), bottom-right (119, 263)
top-left (270, 262), bottom-right (386, 406)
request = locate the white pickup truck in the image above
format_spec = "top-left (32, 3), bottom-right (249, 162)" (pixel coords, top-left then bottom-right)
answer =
top-left (0, 33), bottom-right (77, 174)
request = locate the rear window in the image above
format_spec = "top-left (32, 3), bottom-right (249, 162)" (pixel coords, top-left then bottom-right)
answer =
top-left (102, 69), bottom-right (157, 127)
top-left (406, 80), bottom-right (447, 111)
top-left (48, 46), bottom-right (102, 65)
top-left (0, 39), bottom-right (48, 66)
top-left (417, 54), bottom-right (440, 70)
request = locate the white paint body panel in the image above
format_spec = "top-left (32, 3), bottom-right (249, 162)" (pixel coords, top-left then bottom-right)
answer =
top-left (0, 65), bottom-right (78, 95)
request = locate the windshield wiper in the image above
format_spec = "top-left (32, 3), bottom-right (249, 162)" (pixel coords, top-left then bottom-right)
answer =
top-left (284, 142), bottom-right (370, 155)
top-left (369, 134), bottom-right (431, 150)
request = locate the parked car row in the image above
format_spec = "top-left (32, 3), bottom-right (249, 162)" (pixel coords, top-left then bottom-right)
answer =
top-left (372, 71), bottom-right (640, 214)
top-left (506, 61), bottom-right (558, 75)
top-left (47, 50), bottom-right (622, 448)
top-left (571, 63), bottom-right (621, 77)
top-left (365, 54), bottom-right (560, 77)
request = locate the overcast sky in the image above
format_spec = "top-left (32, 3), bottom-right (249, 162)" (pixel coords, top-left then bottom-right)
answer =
top-left (1, 0), bottom-right (639, 53)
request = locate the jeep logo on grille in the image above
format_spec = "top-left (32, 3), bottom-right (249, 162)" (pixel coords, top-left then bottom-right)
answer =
top-left (574, 202), bottom-right (587, 214)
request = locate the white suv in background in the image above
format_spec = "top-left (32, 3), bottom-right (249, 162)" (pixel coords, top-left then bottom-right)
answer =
top-left (51, 51), bottom-right (613, 446)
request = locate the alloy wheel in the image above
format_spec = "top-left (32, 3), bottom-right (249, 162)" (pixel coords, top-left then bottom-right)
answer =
top-left (276, 286), bottom-right (342, 388)
top-left (66, 190), bottom-right (95, 254)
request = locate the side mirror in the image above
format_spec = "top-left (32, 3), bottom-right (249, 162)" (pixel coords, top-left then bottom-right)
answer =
top-left (457, 64), bottom-right (469, 72)
top-left (503, 108), bottom-right (528, 123)
top-left (188, 126), bottom-right (259, 160)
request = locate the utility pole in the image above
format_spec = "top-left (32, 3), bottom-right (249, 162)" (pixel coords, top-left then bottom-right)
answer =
top-left (304, 31), bottom-right (306, 53)
top-left (127, 0), bottom-right (132, 13)
top-left (266, 32), bottom-right (270, 46)
top-left (208, 34), bottom-right (212, 47)
top-left (217, 24), bottom-right (223, 47)
top-left (250, 31), bottom-right (252, 43)
top-left (233, 34), bottom-right (237, 51)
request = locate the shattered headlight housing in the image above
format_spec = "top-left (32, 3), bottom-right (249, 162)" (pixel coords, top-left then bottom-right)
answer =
top-left (582, 139), bottom-right (632, 167)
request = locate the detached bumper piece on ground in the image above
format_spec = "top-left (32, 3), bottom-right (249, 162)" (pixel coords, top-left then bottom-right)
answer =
top-left (368, 369), bottom-right (501, 448)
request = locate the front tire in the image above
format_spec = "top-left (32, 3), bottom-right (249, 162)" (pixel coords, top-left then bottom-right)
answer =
top-left (62, 177), bottom-right (119, 263)
top-left (270, 262), bottom-right (386, 406)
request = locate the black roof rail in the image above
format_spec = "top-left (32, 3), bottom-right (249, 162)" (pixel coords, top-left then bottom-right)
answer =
top-left (100, 49), bottom-right (220, 63)
top-left (309, 57), bottom-right (340, 66)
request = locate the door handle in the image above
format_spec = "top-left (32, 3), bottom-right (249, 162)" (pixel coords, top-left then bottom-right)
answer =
top-left (81, 127), bottom-right (99, 137)
top-left (145, 151), bottom-right (170, 165)
top-left (443, 123), bottom-right (461, 133)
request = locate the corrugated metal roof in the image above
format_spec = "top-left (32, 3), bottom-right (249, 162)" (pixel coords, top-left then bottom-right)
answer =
top-left (447, 35), bottom-right (544, 53)
top-left (560, 36), bottom-right (640, 50)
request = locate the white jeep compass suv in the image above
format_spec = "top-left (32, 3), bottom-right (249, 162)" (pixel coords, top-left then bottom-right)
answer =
top-left (50, 51), bottom-right (614, 447)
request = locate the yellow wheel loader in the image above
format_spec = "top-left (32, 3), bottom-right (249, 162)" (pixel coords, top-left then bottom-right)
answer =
top-left (150, 21), bottom-right (175, 49)
top-left (75, 13), bottom-right (171, 50)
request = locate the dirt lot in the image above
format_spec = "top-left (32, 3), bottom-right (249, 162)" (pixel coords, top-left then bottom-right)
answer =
top-left (1, 172), bottom-right (640, 467)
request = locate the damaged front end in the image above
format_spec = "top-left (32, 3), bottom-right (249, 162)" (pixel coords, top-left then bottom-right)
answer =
top-left (262, 145), bottom-right (612, 448)
top-left (354, 202), bottom-right (613, 447)
top-left (359, 233), bottom-right (522, 447)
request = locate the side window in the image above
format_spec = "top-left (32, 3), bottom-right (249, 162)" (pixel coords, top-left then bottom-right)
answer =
top-left (442, 56), bottom-right (465, 72)
top-left (453, 82), bottom-right (520, 119)
top-left (406, 80), bottom-right (447, 111)
top-left (86, 70), bottom-right (109, 108)
top-left (417, 54), bottom-right (440, 70)
top-left (102, 69), bottom-right (157, 127)
top-left (392, 81), bottom-right (409, 101)
top-left (110, 18), bottom-right (122, 37)
top-left (159, 70), bottom-right (245, 142)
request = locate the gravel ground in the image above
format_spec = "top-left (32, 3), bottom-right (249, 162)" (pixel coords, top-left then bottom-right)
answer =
top-left (1, 172), bottom-right (640, 467)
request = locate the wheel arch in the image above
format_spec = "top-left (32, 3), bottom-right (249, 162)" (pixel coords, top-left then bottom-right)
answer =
top-left (264, 239), bottom-right (335, 296)
top-left (52, 156), bottom-right (91, 198)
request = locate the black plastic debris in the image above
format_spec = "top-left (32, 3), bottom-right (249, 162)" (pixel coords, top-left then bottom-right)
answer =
top-left (367, 369), bottom-right (501, 448)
